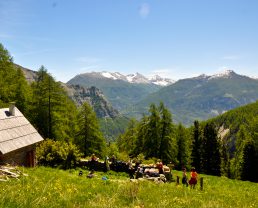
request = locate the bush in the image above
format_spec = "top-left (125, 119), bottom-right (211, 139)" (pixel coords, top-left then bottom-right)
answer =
top-left (36, 139), bottom-right (82, 169)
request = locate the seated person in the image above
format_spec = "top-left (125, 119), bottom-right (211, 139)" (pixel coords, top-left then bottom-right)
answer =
top-left (91, 153), bottom-right (99, 161)
top-left (135, 166), bottom-right (144, 179)
top-left (87, 170), bottom-right (95, 178)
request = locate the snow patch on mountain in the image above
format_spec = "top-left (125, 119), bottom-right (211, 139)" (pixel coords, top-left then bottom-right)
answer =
top-left (149, 75), bottom-right (174, 86)
top-left (126, 74), bottom-right (135, 83)
top-left (126, 73), bottom-right (150, 84)
top-left (80, 71), bottom-right (174, 86)
top-left (209, 70), bottom-right (236, 80)
top-left (102, 72), bottom-right (117, 79)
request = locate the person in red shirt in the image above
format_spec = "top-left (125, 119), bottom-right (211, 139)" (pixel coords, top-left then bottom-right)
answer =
top-left (189, 167), bottom-right (198, 189)
top-left (156, 160), bottom-right (164, 174)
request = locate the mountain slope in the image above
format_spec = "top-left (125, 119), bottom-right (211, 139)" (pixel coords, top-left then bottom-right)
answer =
top-left (67, 72), bottom-right (162, 112)
top-left (18, 66), bottom-right (129, 141)
top-left (63, 84), bottom-right (129, 141)
top-left (14, 64), bottom-right (38, 83)
top-left (206, 100), bottom-right (258, 155)
top-left (135, 70), bottom-right (258, 125)
top-left (63, 84), bottom-right (119, 119)
top-left (209, 100), bottom-right (258, 135)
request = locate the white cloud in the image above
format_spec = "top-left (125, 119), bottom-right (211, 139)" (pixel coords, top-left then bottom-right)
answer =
top-left (139, 3), bottom-right (150, 18)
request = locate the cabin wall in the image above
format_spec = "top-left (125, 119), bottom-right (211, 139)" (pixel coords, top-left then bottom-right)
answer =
top-left (0, 144), bottom-right (36, 167)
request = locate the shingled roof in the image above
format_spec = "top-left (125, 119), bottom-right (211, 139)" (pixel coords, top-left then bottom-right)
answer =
top-left (0, 106), bottom-right (44, 155)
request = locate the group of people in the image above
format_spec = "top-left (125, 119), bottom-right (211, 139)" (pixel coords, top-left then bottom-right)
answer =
top-left (182, 167), bottom-right (198, 188)
top-left (87, 154), bottom-right (198, 188)
top-left (128, 160), bottom-right (169, 180)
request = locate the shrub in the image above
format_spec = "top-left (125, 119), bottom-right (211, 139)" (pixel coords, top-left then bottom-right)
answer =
top-left (36, 139), bottom-right (82, 169)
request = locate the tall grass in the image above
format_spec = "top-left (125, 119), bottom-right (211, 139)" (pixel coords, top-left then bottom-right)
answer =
top-left (1, 167), bottom-right (257, 208)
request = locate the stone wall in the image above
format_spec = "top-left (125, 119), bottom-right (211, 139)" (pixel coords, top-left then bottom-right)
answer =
top-left (0, 144), bottom-right (36, 167)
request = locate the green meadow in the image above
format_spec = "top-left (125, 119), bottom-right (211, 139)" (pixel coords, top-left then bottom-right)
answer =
top-left (1, 167), bottom-right (257, 208)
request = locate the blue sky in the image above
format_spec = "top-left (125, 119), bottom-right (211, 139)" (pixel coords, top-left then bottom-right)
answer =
top-left (1, 0), bottom-right (258, 82)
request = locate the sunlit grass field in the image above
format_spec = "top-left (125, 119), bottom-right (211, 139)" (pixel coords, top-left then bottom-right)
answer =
top-left (1, 167), bottom-right (257, 208)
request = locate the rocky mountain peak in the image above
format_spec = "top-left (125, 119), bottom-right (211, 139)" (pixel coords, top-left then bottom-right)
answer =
top-left (209, 70), bottom-right (237, 80)
top-left (62, 84), bottom-right (120, 119)
top-left (126, 72), bottom-right (150, 84)
top-left (75, 71), bottom-right (173, 86)
top-left (149, 75), bottom-right (175, 86)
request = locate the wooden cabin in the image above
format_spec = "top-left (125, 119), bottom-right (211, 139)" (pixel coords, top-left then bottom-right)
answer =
top-left (0, 104), bottom-right (44, 167)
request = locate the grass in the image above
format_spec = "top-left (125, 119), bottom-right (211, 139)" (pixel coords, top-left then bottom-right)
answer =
top-left (1, 167), bottom-right (258, 208)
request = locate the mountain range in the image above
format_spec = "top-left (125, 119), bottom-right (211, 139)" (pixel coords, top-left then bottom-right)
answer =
top-left (134, 70), bottom-right (258, 125)
top-left (67, 72), bottom-right (165, 112)
top-left (18, 63), bottom-right (258, 126)
top-left (71, 71), bottom-right (174, 86)
top-left (67, 70), bottom-right (258, 125)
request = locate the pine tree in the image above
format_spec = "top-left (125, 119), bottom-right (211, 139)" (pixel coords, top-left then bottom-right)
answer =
top-left (176, 123), bottom-right (189, 169)
top-left (76, 102), bottom-right (106, 157)
top-left (134, 115), bottom-right (148, 156)
top-left (143, 103), bottom-right (161, 159)
top-left (0, 44), bottom-right (32, 115)
top-left (202, 122), bottom-right (221, 176)
top-left (31, 66), bottom-right (75, 140)
top-left (0, 43), bottom-right (18, 104)
top-left (14, 68), bottom-right (31, 114)
top-left (231, 125), bottom-right (247, 179)
top-left (241, 140), bottom-right (257, 182)
top-left (158, 102), bottom-right (176, 164)
top-left (116, 118), bottom-right (137, 156)
top-left (220, 139), bottom-right (230, 177)
top-left (191, 120), bottom-right (201, 172)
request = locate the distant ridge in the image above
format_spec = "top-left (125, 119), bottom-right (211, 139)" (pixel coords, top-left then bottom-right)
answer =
top-left (18, 64), bottom-right (258, 126)
top-left (76, 71), bottom-right (174, 86)
top-left (135, 70), bottom-right (258, 125)
top-left (67, 71), bottom-right (163, 111)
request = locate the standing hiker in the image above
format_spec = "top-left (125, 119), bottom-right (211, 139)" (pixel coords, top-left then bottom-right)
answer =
top-left (182, 168), bottom-right (188, 187)
top-left (189, 167), bottom-right (198, 189)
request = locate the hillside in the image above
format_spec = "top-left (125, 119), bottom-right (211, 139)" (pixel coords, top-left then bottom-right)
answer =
top-left (62, 84), bottom-right (129, 141)
top-left (1, 167), bottom-right (257, 208)
top-left (206, 100), bottom-right (258, 150)
top-left (67, 72), bottom-right (162, 112)
top-left (135, 70), bottom-right (258, 125)
top-left (63, 84), bottom-right (119, 119)
top-left (17, 65), bottom-right (129, 141)
top-left (14, 64), bottom-right (38, 83)
top-left (209, 100), bottom-right (258, 133)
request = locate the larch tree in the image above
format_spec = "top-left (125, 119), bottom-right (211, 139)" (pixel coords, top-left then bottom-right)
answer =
top-left (176, 123), bottom-right (189, 169)
top-left (31, 66), bottom-right (75, 140)
top-left (116, 118), bottom-right (137, 156)
top-left (143, 103), bottom-right (161, 159)
top-left (241, 139), bottom-right (257, 182)
top-left (202, 122), bottom-right (221, 176)
top-left (191, 120), bottom-right (202, 172)
top-left (76, 102), bottom-right (106, 157)
top-left (158, 102), bottom-right (176, 164)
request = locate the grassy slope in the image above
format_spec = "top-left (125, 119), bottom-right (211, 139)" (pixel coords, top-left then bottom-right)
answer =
top-left (1, 167), bottom-right (257, 208)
